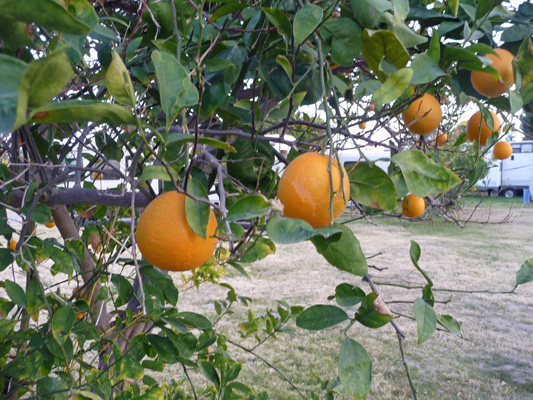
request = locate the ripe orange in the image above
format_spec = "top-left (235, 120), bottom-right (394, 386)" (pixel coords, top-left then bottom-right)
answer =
top-left (277, 152), bottom-right (350, 228)
top-left (466, 111), bottom-right (501, 146)
top-left (436, 133), bottom-right (448, 146)
top-left (359, 122), bottom-right (367, 129)
top-left (9, 240), bottom-right (17, 251)
top-left (401, 194), bottom-right (425, 218)
top-left (45, 221), bottom-right (55, 228)
top-left (471, 48), bottom-right (515, 98)
top-left (402, 93), bottom-right (442, 135)
top-left (93, 172), bottom-right (103, 180)
top-left (135, 191), bottom-right (218, 271)
top-left (493, 141), bottom-right (513, 160)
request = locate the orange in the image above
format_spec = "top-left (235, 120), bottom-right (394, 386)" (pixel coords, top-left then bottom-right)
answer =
top-left (277, 152), bottom-right (350, 228)
top-left (75, 312), bottom-right (84, 319)
top-left (402, 93), bottom-right (442, 135)
top-left (9, 240), bottom-right (17, 251)
top-left (436, 133), bottom-right (448, 146)
top-left (466, 111), bottom-right (501, 146)
top-left (359, 122), bottom-right (367, 129)
top-left (135, 191), bottom-right (218, 271)
top-left (493, 141), bottom-right (513, 160)
top-left (401, 194), bottom-right (425, 218)
top-left (471, 48), bottom-right (515, 98)
top-left (93, 172), bottom-right (103, 180)
top-left (45, 221), bottom-right (55, 228)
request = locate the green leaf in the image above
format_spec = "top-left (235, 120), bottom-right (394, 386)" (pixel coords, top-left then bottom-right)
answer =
top-left (107, 50), bottom-right (135, 106)
top-left (0, 249), bottom-right (14, 272)
top-left (449, 0), bottom-right (459, 17)
top-left (296, 305), bottom-right (349, 331)
top-left (409, 240), bottom-right (433, 287)
top-left (351, 0), bottom-right (393, 28)
top-left (22, 50), bottom-right (74, 110)
top-left (268, 91), bottom-right (307, 120)
top-left (146, 334), bottom-right (179, 363)
top-left (262, 8), bottom-right (291, 44)
top-left (355, 292), bottom-right (392, 328)
top-left (29, 100), bottom-right (136, 126)
top-left (348, 162), bottom-right (397, 210)
top-left (0, 0), bottom-right (94, 34)
top-left (409, 53), bottom-right (446, 85)
top-left (391, 150), bottom-right (461, 197)
top-left (185, 179), bottom-right (210, 240)
top-left (177, 312), bottom-right (212, 330)
top-left (239, 237), bottom-right (276, 264)
top-left (428, 32), bottom-right (441, 64)
top-left (5, 280), bottom-right (26, 308)
top-left (209, 3), bottom-right (248, 23)
top-left (52, 306), bottom-right (75, 345)
top-left (413, 298), bottom-right (436, 344)
top-left (371, 68), bottom-right (413, 107)
top-left (393, 0), bottom-right (409, 23)
top-left (516, 259), bottom-right (533, 286)
top-left (151, 50), bottom-right (199, 131)
top-left (26, 277), bottom-right (44, 316)
top-left (27, 204), bottom-right (52, 224)
top-left (335, 283), bottom-right (366, 307)
top-left (266, 215), bottom-right (342, 244)
top-left (166, 133), bottom-right (236, 152)
top-left (0, 20), bottom-right (34, 49)
top-left (51, 247), bottom-right (74, 276)
top-left (118, 353), bottom-right (144, 380)
top-left (509, 91), bottom-right (523, 114)
top-left (0, 319), bottom-right (16, 339)
top-left (111, 274), bottom-right (134, 308)
top-left (0, 54), bottom-right (27, 134)
top-left (322, 18), bottom-right (362, 67)
top-left (338, 338), bottom-right (372, 399)
top-left (380, 12), bottom-right (427, 48)
top-left (438, 315), bottom-right (463, 338)
top-left (65, 240), bottom-right (84, 265)
top-left (227, 195), bottom-right (272, 222)
top-left (276, 55), bottom-right (293, 83)
top-left (293, 3), bottom-right (323, 45)
top-left (311, 224), bottom-right (368, 276)
top-left (199, 361), bottom-right (220, 389)
top-left (476, 0), bottom-right (496, 20)
top-left (361, 29), bottom-right (409, 81)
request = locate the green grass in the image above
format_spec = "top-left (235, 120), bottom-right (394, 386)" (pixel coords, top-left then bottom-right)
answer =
top-left (172, 200), bottom-right (533, 399)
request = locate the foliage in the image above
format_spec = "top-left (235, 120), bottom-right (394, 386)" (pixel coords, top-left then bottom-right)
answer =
top-left (0, 0), bottom-right (532, 399)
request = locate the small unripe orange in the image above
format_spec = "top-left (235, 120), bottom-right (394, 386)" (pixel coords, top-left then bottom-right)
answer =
top-left (9, 240), bottom-right (17, 251)
top-left (359, 122), bottom-right (367, 129)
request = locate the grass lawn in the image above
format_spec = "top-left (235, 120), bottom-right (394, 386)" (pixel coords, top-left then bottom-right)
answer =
top-left (174, 197), bottom-right (533, 399)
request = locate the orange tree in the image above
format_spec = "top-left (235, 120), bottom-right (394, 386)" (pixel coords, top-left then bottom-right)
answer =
top-left (0, 0), bottom-right (532, 399)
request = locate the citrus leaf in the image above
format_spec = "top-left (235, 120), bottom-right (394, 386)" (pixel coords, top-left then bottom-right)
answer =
top-left (266, 214), bottom-right (342, 244)
top-left (409, 53), bottom-right (446, 85)
top-left (118, 353), bottom-right (144, 380)
top-left (371, 68), bottom-right (413, 106)
top-left (355, 292), bottom-right (392, 328)
top-left (262, 8), bottom-right (291, 44)
top-left (409, 240), bottom-right (433, 287)
top-left (414, 298), bottom-right (436, 344)
top-left (22, 50), bottom-right (74, 110)
top-left (391, 149), bottom-right (461, 197)
top-left (239, 237), bottom-right (276, 263)
top-left (428, 32), bottom-right (441, 63)
top-left (26, 277), bottom-right (44, 316)
top-left (27, 204), bottom-right (52, 224)
top-left (276, 55), bottom-right (293, 83)
top-left (0, 0), bottom-right (94, 34)
top-left (293, 3), bottom-right (323, 45)
top-left (322, 18), bottom-right (362, 67)
top-left (146, 334), bottom-right (179, 364)
top-left (52, 306), bottom-right (75, 345)
top-left (516, 259), bottom-right (533, 286)
top-left (176, 312), bottom-right (212, 330)
top-left (209, 3), bottom-right (248, 23)
top-left (151, 50), bottom-right (199, 131)
top-left (296, 305), bottom-right (348, 331)
top-left (311, 224), bottom-right (368, 276)
top-left (111, 274), bottom-right (134, 308)
top-left (166, 133), bottom-right (236, 152)
top-left (438, 314), bottom-right (463, 338)
top-left (348, 162), bottom-right (397, 210)
top-left (140, 165), bottom-right (180, 182)
top-left (28, 100), bottom-right (136, 126)
top-left (0, 54), bottom-right (27, 134)
top-left (0, 319), bottom-right (16, 339)
top-left (338, 338), bottom-right (372, 399)
top-left (361, 29), bottom-right (409, 81)
top-left (227, 195), bottom-right (272, 222)
top-left (0, 249), bottom-right (14, 272)
top-left (350, 0), bottom-right (393, 28)
top-left (335, 283), bottom-right (366, 307)
top-left (199, 361), bottom-right (220, 389)
top-left (185, 179), bottom-right (210, 240)
top-left (107, 49), bottom-right (135, 106)
top-left (5, 280), bottom-right (26, 308)
top-left (380, 12), bottom-right (427, 48)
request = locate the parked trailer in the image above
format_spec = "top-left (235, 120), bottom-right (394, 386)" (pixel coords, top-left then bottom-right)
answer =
top-left (477, 141), bottom-right (533, 198)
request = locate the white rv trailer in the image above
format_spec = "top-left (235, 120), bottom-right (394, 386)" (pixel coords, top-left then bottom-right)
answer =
top-left (477, 141), bottom-right (533, 198)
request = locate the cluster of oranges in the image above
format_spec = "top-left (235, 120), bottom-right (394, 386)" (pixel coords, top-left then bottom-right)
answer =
top-left (399, 47), bottom-right (516, 218)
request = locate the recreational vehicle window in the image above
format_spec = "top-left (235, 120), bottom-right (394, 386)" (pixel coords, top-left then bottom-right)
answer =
top-left (521, 143), bottom-right (532, 153)
top-left (512, 144), bottom-right (521, 153)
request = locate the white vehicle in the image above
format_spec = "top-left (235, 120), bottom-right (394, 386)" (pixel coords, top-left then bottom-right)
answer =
top-left (477, 141), bottom-right (533, 198)
top-left (338, 148), bottom-right (390, 172)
